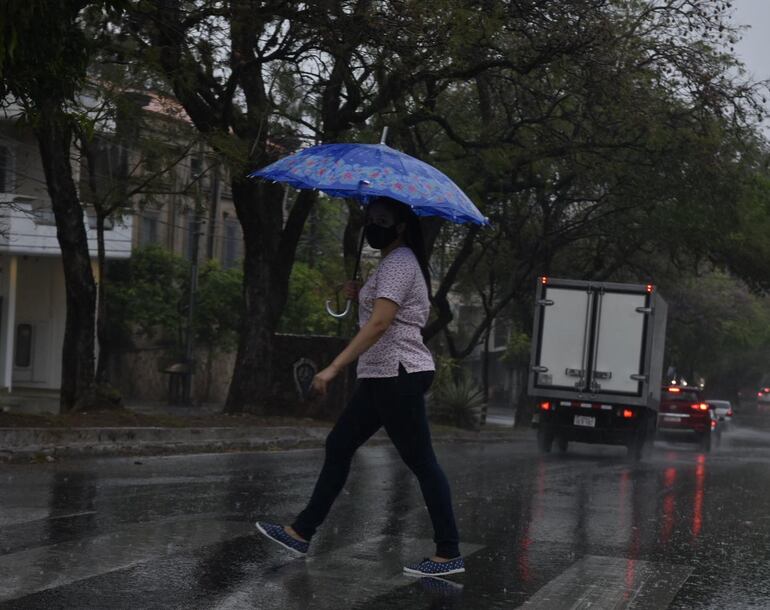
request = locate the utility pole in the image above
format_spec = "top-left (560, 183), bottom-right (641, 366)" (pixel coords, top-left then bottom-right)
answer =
top-left (206, 161), bottom-right (220, 260)
top-left (183, 203), bottom-right (202, 405)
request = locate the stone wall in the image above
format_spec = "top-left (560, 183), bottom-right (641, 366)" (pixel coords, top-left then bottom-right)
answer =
top-left (112, 334), bottom-right (354, 421)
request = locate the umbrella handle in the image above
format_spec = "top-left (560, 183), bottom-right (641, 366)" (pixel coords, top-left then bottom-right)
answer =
top-left (325, 225), bottom-right (366, 320)
top-left (325, 298), bottom-right (352, 319)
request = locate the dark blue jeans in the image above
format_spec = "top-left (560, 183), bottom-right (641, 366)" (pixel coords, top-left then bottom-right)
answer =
top-left (292, 366), bottom-right (461, 558)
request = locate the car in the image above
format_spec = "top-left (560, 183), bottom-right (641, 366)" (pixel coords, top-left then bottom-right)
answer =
top-left (757, 387), bottom-right (770, 413)
top-left (706, 399), bottom-right (734, 430)
top-left (657, 385), bottom-right (718, 452)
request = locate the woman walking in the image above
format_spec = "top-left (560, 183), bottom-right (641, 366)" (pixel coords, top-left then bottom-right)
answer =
top-left (256, 196), bottom-right (464, 577)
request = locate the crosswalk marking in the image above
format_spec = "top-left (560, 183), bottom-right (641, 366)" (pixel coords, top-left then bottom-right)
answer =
top-left (519, 555), bottom-right (692, 609)
top-left (0, 517), bottom-right (255, 603)
top-left (211, 535), bottom-right (484, 610)
top-left (2, 517), bottom-right (483, 609)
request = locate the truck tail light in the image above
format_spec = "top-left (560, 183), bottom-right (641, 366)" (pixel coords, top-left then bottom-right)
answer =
top-left (540, 401), bottom-right (551, 411)
top-left (540, 276), bottom-right (548, 285)
top-left (622, 409), bottom-right (634, 419)
top-left (646, 284), bottom-right (654, 293)
top-left (668, 387), bottom-right (681, 393)
top-left (691, 403), bottom-right (709, 412)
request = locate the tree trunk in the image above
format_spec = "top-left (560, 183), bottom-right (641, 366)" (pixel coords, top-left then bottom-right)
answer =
top-left (482, 326), bottom-right (491, 403)
top-left (224, 234), bottom-right (274, 412)
top-left (223, 182), bottom-right (314, 413)
top-left (36, 107), bottom-right (96, 412)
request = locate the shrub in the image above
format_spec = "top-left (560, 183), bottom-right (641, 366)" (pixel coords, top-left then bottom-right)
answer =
top-left (428, 357), bottom-right (486, 430)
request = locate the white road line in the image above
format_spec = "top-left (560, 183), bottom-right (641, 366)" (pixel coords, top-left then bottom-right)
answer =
top-left (519, 555), bottom-right (692, 609)
top-left (0, 517), bottom-right (255, 603)
top-left (211, 536), bottom-right (485, 610)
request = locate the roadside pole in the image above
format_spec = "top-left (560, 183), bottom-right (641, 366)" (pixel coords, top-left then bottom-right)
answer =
top-left (183, 202), bottom-right (201, 405)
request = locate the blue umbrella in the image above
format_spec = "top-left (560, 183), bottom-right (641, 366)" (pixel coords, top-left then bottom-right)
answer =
top-left (249, 138), bottom-right (488, 226)
top-left (249, 131), bottom-right (488, 317)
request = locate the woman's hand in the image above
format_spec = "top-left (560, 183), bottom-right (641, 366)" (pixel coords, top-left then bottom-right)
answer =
top-left (343, 280), bottom-right (361, 301)
top-left (311, 364), bottom-right (340, 398)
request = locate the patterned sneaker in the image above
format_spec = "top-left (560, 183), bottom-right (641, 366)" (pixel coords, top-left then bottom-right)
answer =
top-left (403, 556), bottom-right (465, 577)
top-left (255, 522), bottom-right (309, 556)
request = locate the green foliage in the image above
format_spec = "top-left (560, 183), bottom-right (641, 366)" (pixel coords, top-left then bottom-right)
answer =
top-left (428, 356), bottom-right (486, 430)
top-left (107, 246), bottom-right (244, 351)
top-left (278, 194), bottom-right (353, 336)
top-left (278, 262), bottom-right (340, 336)
top-left (195, 260), bottom-right (243, 350)
top-left (659, 271), bottom-right (770, 398)
top-left (107, 245), bottom-right (187, 342)
top-left (501, 329), bottom-right (531, 367)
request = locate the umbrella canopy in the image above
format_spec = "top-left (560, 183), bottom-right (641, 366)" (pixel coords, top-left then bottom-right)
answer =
top-left (249, 142), bottom-right (488, 226)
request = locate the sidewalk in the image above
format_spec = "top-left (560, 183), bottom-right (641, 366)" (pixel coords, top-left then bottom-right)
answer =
top-left (0, 397), bottom-right (523, 463)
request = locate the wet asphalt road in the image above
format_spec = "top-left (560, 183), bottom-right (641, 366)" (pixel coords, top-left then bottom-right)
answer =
top-left (2, 418), bottom-right (770, 609)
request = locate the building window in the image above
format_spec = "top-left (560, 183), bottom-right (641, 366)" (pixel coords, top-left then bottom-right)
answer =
top-left (223, 218), bottom-right (240, 268)
top-left (0, 146), bottom-right (10, 193)
top-left (140, 212), bottom-right (159, 246)
top-left (190, 157), bottom-right (202, 179)
top-left (492, 319), bottom-right (509, 351)
top-left (186, 213), bottom-right (198, 261)
top-left (15, 324), bottom-right (32, 368)
top-left (0, 146), bottom-right (9, 193)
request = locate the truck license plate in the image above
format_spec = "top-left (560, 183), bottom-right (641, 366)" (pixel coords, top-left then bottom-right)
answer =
top-left (574, 415), bottom-right (596, 428)
top-left (664, 416), bottom-right (679, 423)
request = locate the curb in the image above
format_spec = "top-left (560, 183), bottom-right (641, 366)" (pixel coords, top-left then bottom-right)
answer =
top-left (0, 426), bottom-right (521, 463)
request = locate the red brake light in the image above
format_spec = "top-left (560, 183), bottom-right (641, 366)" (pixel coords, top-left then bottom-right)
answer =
top-left (668, 387), bottom-right (681, 393)
top-left (711, 420), bottom-right (717, 429)
top-left (541, 276), bottom-right (548, 285)
top-left (759, 392), bottom-right (764, 397)
top-left (691, 403), bottom-right (709, 412)
top-left (727, 409), bottom-right (733, 416)
top-left (622, 409), bottom-right (634, 419)
top-left (646, 284), bottom-right (654, 293)
top-left (765, 388), bottom-right (770, 392)
top-left (540, 401), bottom-right (551, 411)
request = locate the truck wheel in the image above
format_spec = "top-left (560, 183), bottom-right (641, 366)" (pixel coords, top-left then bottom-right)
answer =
top-left (537, 426), bottom-right (554, 454)
top-left (699, 431), bottom-right (712, 453)
top-left (627, 417), bottom-right (651, 462)
top-left (557, 435), bottom-right (569, 454)
top-left (643, 421), bottom-right (656, 459)
top-left (627, 433), bottom-right (644, 462)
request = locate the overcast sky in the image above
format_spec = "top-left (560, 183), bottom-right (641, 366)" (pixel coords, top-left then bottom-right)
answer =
top-left (732, 0), bottom-right (770, 83)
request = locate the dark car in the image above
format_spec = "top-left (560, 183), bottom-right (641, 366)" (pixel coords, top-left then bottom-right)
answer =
top-left (657, 385), bottom-right (717, 452)
top-left (757, 387), bottom-right (770, 413)
top-left (706, 399), bottom-right (734, 430)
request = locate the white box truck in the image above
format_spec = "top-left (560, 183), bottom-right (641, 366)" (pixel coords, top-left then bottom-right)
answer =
top-left (528, 277), bottom-right (668, 460)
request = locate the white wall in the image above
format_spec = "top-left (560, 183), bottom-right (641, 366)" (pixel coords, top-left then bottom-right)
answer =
top-left (10, 256), bottom-right (65, 389)
top-left (0, 199), bottom-right (132, 258)
top-left (0, 121), bottom-right (133, 259)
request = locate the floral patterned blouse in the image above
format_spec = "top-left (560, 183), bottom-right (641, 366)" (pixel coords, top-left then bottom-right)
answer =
top-left (357, 246), bottom-right (435, 378)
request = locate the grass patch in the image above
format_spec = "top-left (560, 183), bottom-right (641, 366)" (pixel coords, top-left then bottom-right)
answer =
top-left (0, 409), bottom-right (331, 429)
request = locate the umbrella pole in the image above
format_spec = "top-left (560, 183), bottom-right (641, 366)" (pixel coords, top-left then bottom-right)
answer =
top-left (325, 227), bottom-right (366, 319)
top-left (351, 225), bottom-right (365, 282)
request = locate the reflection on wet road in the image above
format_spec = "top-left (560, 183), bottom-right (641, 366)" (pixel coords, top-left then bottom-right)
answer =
top-left (3, 421), bottom-right (770, 608)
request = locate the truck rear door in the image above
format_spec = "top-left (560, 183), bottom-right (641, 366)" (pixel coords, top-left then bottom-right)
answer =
top-left (532, 285), bottom-right (593, 391)
top-left (590, 290), bottom-right (649, 396)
